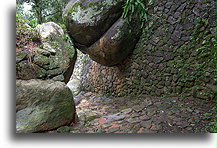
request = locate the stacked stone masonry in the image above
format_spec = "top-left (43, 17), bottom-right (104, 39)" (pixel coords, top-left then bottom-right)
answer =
top-left (73, 0), bottom-right (216, 98)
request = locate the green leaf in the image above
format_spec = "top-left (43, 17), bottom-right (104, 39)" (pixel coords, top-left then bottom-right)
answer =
top-left (131, 4), bottom-right (134, 13)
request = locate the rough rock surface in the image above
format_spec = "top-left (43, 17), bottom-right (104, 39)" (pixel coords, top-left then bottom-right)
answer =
top-left (63, 0), bottom-right (124, 47)
top-left (85, 18), bottom-right (142, 66)
top-left (16, 22), bottom-right (77, 83)
top-left (74, 0), bottom-right (216, 98)
top-left (16, 79), bottom-right (76, 133)
top-left (47, 92), bottom-right (216, 133)
top-left (63, 0), bottom-right (142, 66)
top-left (67, 79), bottom-right (81, 96)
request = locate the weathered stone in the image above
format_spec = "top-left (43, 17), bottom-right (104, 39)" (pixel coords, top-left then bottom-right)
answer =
top-left (70, 0), bottom-right (216, 101)
top-left (168, 16), bottom-right (176, 24)
top-left (142, 98), bottom-right (153, 107)
top-left (16, 79), bottom-right (75, 133)
top-left (16, 22), bottom-right (77, 83)
top-left (63, 0), bottom-right (124, 47)
top-left (57, 126), bottom-right (70, 133)
top-left (34, 54), bottom-right (50, 66)
top-left (121, 108), bottom-right (133, 114)
top-left (174, 12), bottom-right (181, 18)
top-left (131, 112), bottom-right (140, 118)
top-left (139, 114), bottom-right (151, 121)
top-left (181, 36), bottom-right (192, 41)
top-left (67, 79), bottom-right (81, 96)
top-left (127, 117), bottom-right (140, 123)
top-left (140, 120), bottom-right (152, 129)
top-left (36, 22), bottom-right (64, 40)
top-left (103, 114), bottom-right (125, 123)
top-left (192, 86), bottom-right (214, 100)
top-left (16, 50), bottom-right (28, 63)
top-left (165, 2), bottom-right (173, 9)
top-left (150, 123), bottom-right (161, 131)
top-left (52, 74), bottom-right (65, 82)
top-left (133, 105), bottom-right (145, 112)
top-left (107, 127), bottom-right (120, 133)
top-left (83, 18), bottom-right (142, 66)
top-left (90, 96), bottom-right (112, 102)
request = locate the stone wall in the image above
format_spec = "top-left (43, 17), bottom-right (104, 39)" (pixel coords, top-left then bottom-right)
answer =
top-left (72, 0), bottom-right (216, 99)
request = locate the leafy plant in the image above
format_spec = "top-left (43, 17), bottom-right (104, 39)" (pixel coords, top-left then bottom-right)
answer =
top-left (29, 18), bottom-right (38, 28)
top-left (16, 13), bottom-right (41, 51)
top-left (17, 0), bottom-right (69, 24)
top-left (202, 112), bottom-right (212, 120)
top-left (122, 0), bottom-right (153, 28)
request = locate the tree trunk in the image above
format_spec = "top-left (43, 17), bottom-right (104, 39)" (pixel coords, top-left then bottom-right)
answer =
top-left (33, 0), bottom-right (43, 24)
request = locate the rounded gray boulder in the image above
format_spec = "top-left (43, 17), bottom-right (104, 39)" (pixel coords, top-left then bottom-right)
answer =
top-left (63, 0), bottom-right (124, 47)
top-left (16, 79), bottom-right (76, 133)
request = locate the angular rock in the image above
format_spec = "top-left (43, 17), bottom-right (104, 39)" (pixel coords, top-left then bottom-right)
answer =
top-left (16, 79), bottom-right (76, 133)
top-left (139, 114), bottom-right (151, 121)
top-left (90, 96), bottom-right (112, 102)
top-left (140, 120), bottom-right (152, 129)
top-left (133, 105), bottom-right (145, 112)
top-left (63, 0), bottom-right (124, 47)
top-left (192, 86), bottom-right (215, 100)
top-left (121, 108), bottom-right (133, 114)
top-left (16, 22), bottom-right (77, 83)
top-left (103, 113), bottom-right (125, 123)
top-left (67, 79), bottom-right (81, 96)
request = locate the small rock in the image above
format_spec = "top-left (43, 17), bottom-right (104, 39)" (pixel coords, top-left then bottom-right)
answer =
top-left (150, 123), bottom-right (161, 131)
top-left (90, 96), bottom-right (111, 103)
top-left (131, 113), bottom-right (140, 118)
top-left (121, 108), bottom-right (133, 114)
top-left (147, 110), bottom-right (156, 117)
top-left (140, 120), bottom-right (152, 129)
top-left (108, 127), bottom-right (120, 133)
top-left (67, 79), bottom-right (81, 96)
top-left (168, 16), bottom-right (176, 24)
top-left (83, 92), bottom-right (93, 97)
top-left (142, 128), bottom-right (157, 133)
top-left (73, 96), bottom-right (83, 106)
top-left (142, 99), bottom-right (153, 107)
top-left (139, 115), bottom-right (151, 121)
top-left (127, 117), bottom-right (140, 123)
top-left (103, 114), bottom-right (125, 124)
top-left (186, 127), bottom-right (193, 131)
top-left (133, 105), bottom-right (145, 112)
top-left (102, 124), bottom-right (112, 129)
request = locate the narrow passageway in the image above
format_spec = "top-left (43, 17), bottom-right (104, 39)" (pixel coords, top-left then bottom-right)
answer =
top-left (16, 0), bottom-right (216, 134)
top-left (61, 49), bottom-right (216, 134)
top-left (48, 91), bottom-right (216, 133)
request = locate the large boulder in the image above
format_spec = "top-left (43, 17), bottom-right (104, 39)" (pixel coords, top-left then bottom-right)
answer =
top-left (63, 0), bottom-right (124, 47)
top-left (63, 0), bottom-right (143, 66)
top-left (16, 79), bottom-right (76, 133)
top-left (84, 18), bottom-right (142, 66)
top-left (16, 22), bottom-right (77, 83)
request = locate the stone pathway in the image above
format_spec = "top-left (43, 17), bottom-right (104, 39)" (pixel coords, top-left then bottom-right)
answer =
top-left (48, 92), bottom-right (216, 133)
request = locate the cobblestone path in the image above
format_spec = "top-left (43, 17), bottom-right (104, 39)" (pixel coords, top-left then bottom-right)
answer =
top-left (48, 92), bottom-right (216, 133)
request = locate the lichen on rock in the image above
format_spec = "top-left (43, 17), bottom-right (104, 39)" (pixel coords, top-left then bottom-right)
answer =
top-left (63, 0), bottom-right (124, 47)
top-left (16, 22), bottom-right (77, 83)
top-left (16, 79), bottom-right (76, 133)
top-left (63, 0), bottom-right (142, 66)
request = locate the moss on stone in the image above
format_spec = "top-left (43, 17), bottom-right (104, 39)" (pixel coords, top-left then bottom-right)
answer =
top-left (64, 0), bottom-right (118, 25)
top-left (34, 55), bottom-right (50, 66)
